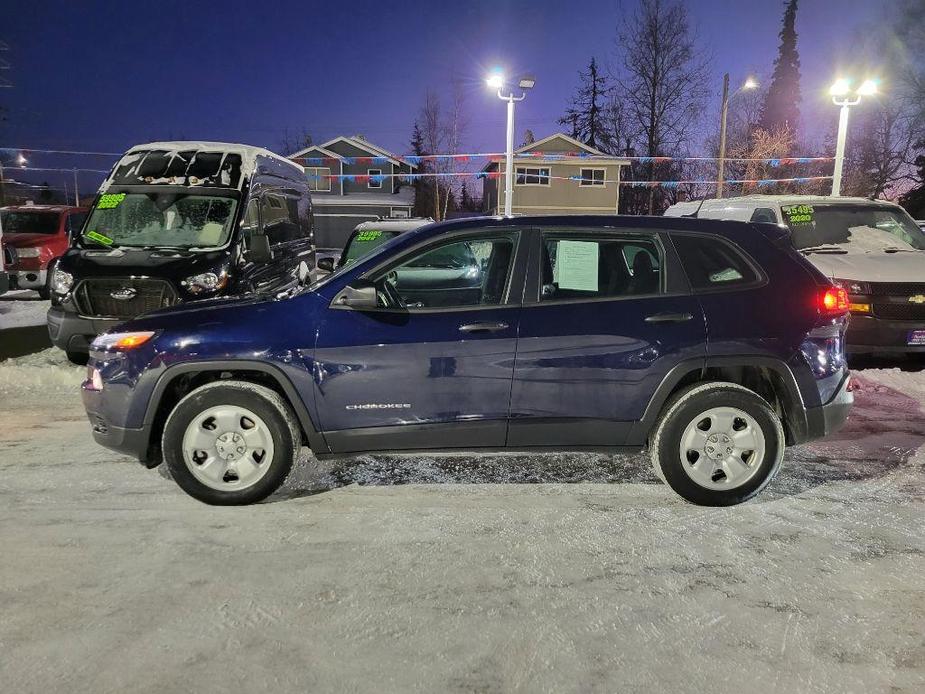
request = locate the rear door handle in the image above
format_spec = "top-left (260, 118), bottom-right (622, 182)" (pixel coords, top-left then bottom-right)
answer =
top-left (644, 312), bottom-right (693, 324)
top-left (459, 321), bottom-right (510, 333)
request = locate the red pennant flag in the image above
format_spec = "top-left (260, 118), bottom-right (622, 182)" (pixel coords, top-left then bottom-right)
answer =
top-left (355, 175), bottom-right (369, 184)
top-left (356, 157), bottom-right (372, 165)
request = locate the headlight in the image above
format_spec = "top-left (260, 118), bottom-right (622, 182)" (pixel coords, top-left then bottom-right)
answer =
top-left (181, 271), bottom-right (227, 295)
top-left (17, 247), bottom-right (41, 258)
top-left (91, 331), bottom-right (157, 351)
top-left (834, 278), bottom-right (869, 294)
top-left (51, 268), bottom-right (74, 295)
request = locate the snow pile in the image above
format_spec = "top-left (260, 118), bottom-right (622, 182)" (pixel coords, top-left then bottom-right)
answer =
top-left (0, 291), bottom-right (48, 330)
top-left (0, 347), bottom-right (84, 394)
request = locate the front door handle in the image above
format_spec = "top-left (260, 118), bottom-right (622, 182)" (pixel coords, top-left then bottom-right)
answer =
top-left (644, 312), bottom-right (693, 324)
top-left (459, 321), bottom-right (510, 333)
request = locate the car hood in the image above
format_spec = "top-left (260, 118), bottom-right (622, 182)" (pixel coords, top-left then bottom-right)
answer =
top-left (803, 251), bottom-right (925, 283)
top-left (58, 246), bottom-right (230, 280)
top-left (3, 232), bottom-right (58, 248)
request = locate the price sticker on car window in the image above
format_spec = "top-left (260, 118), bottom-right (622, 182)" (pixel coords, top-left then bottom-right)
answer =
top-left (96, 193), bottom-right (126, 210)
top-left (85, 230), bottom-right (114, 246)
top-left (356, 230), bottom-right (382, 242)
top-left (781, 204), bottom-right (814, 225)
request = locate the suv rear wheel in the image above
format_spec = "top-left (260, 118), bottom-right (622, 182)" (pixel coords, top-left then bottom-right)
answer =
top-left (650, 382), bottom-right (784, 506)
top-left (162, 381), bottom-right (300, 505)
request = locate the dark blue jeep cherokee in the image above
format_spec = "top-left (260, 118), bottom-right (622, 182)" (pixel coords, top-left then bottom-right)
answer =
top-left (81, 215), bottom-right (853, 506)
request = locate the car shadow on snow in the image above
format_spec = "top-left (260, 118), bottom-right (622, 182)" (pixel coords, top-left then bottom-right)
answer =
top-left (267, 374), bottom-right (925, 504)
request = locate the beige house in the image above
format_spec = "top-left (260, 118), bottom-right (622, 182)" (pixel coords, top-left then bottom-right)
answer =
top-left (481, 133), bottom-right (630, 216)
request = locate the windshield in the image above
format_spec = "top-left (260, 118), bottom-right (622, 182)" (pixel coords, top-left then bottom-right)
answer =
top-left (80, 192), bottom-right (238, 249)
top-left (782, 204), bottom-right (925, 253)
top-left (1, 210), bottom-right (60, 235)
top-left (341, 229), bottom-right (400, 267)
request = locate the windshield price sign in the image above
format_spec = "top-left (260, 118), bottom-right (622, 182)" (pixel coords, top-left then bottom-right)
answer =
top-left (96, 193), bottom-right (126, 210)
top-left (85, 230), bottom-right (114, 246)
top-left (356, 230), bottom-right (382, 242)
top-left (782, 204), bottom-right (814, 225)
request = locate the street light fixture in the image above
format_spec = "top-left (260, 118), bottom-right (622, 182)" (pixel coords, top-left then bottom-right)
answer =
top-left (16, 153), bottom-right (26, 167)
top-left (717, 74), bottom-right (758, 198)
top-left (830, 77), bottom-right (878, 196)
top-left (486, 71), bottom-right (535, 216)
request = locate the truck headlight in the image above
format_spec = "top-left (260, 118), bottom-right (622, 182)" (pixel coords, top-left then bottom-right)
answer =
top-left (52, 268), bottom-right (74, 294)
top-left (833, 278), bottom-right (869, 295)
top-left (17, 247), bottom-right (41, 258)
top-left (181, 271), bottom-right (227, 295)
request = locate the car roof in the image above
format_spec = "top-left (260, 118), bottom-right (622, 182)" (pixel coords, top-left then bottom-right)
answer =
top-left (386, 214), bottom-right (774, 249)
top-left (698, 194), bottom-right (899, 209)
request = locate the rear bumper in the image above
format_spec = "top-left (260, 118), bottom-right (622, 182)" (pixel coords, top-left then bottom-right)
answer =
top-left (47, 306), bottom-right (120, 354)
top-left (847, 314), bottom-right (925, 354)
top-left (798, 372), bottom-right (853, 444)
top-left (10, 269), bottom-right (47, 289)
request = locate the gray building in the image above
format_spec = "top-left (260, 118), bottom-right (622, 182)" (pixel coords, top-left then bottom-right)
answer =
top-left (481, 133), bottom-right (630, 216)
top-left (289, 136), bottom-right (418, 249)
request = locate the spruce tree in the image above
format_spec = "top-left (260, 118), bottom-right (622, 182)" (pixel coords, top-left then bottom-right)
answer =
top-left (760, 0), bottom-right (802, 133)
top-left (559, 57), bottom-right (611, 149)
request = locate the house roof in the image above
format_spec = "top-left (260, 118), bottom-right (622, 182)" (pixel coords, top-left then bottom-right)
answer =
top-left (480, 132), bottom-right (630, 172)
top-left (290, 136), bottom-right (417, 169)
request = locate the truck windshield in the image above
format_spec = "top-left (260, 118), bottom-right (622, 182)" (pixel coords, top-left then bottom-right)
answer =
top-left (80, 192), bottom-right (238, 249)
top-left (341, 229), bottom-right (401, 267)
top-left (1, 210), bottom-right (60, 235)
top-left (782, 204), bottom-right (925, 253)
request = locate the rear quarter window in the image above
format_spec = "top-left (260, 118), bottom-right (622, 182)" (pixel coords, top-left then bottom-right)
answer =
top-left (671, 234), bottom-right (761, 291)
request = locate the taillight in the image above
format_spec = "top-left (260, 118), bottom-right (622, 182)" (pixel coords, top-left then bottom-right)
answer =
top-left (818, 286), bottom-right (849, 315)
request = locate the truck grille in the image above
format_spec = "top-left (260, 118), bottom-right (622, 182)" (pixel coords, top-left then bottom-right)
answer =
top-left (868, 282), bottom-right (925, 296)
top-left (873, 303), bottom-right (925, 321)
top-left (75, 278), bottom-right (178, 319)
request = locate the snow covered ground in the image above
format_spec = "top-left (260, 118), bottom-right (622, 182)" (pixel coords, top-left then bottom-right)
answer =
top-left (0, 290), bottom-right (48, 330)
top-left (0, 350), bottom-right (922, 692)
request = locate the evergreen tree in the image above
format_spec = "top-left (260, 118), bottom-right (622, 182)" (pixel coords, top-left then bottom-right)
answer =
top-left (760, 0), bottom-right (802, 133)
top-left (559, 57), bottom-right (611, 149)
top-left (409, 121), bottom-right (434, 219)
top-left (900, 144), bottom-right (925, 218)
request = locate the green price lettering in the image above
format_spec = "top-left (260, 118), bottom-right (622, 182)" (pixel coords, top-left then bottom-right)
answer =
top-left (85, 230), bottom-right (114, 246)
top-left (97, 193), bottom-right (126, 210)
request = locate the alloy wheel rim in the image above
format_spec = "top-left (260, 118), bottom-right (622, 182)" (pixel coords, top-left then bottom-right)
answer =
top-left (181, 405), bottom-right (275, 492)
top-left (678, 406), bottom-right (766, 490)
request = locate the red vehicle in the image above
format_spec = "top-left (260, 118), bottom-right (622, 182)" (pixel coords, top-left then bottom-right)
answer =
top-left (0, 205), bottom-right (88, 299)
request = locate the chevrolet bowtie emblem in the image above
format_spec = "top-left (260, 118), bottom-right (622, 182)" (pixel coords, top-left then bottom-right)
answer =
top-left (909, 295), bottom-right (925, 304)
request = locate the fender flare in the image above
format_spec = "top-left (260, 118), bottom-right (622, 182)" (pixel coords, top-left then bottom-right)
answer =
top-left (142, 360), bottom-right (327, 453)
top-left (628, 355), bottom-right (808, 445)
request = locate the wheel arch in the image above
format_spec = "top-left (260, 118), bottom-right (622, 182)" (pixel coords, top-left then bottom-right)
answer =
top-left (630, 356), bottom-right (808, 446)
top-left (141, 360), bottom-right (326, 467)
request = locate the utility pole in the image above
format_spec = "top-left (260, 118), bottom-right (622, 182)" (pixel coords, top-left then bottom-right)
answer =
top-left (717, 73), bottom-right (730, 198)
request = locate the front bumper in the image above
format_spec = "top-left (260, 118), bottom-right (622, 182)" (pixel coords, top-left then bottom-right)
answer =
top-left (81, 382), bottom-right (157, 466)
top-left (47, 306), bottom-right (120, 355)
top-left (800, 372), bottom-right (853, 443)
top-left (847, 313), bottom-right (925, 354)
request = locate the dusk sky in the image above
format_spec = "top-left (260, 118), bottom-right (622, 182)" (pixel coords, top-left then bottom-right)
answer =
top-left (1, 0), bottom-right (888, 194)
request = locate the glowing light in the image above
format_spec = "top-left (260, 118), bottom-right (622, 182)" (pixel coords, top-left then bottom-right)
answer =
top-left (857, 79), bottom-right (878, 96)
top-left (829, 78), bottom-right (851, 97)
top-left (743, 77), bottom-right (758, 90)
top-left (486, 72), bottom-right (504, 89)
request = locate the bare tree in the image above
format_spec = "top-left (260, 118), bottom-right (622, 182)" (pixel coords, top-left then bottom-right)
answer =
top-left (418, 91), bottom-right (445, 220)
top-left (614, 0), bottom-right (710, 212)
top-left (277, 127), bottom-right (313, 156)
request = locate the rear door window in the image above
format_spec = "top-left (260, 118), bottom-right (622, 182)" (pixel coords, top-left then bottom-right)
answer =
top-left (540, 233), bottom-right (663, 301)
top-left (671, 234), bottom-right (760, 290)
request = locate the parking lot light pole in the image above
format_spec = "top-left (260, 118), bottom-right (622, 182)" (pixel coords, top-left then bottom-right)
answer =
top-left (830, 78), bottom-right (877, 197)
top-left (487, 72), bottom-right (535, 216)
top-left (717, 75), bottom-right (758, 198)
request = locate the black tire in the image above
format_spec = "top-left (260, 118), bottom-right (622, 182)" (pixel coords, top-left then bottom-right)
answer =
top-left (162, 381), bottom-right (300, 505)
top-left (649, 382), bottom-right (785, 506)
top-left (66, 349), bottom-right (89, 366)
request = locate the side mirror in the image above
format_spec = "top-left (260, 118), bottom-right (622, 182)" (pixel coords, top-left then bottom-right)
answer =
top-left (245, 232), bottom-right (273, 264)
top-left (317, 257), bottom-right (335, 273)
top-left (332, 280), bottom-right (378, 310)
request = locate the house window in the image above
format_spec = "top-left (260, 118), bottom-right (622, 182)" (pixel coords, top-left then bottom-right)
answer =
top-left (515, 167), bottom-right (551, 186)
top-left (368, 169), bottom-right (383, 189)
top-left (305, 167), bottom-right (331, 192)
top-left (579, 168), bottom-right (605, 186)
top-left (391, 208), bottom-right (410, 218)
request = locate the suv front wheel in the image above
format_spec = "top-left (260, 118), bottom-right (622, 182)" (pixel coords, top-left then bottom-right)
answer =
top-left (650, 382), bottom-right (785, 506)
top-left (162, 380), bottom-right (300, 505)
